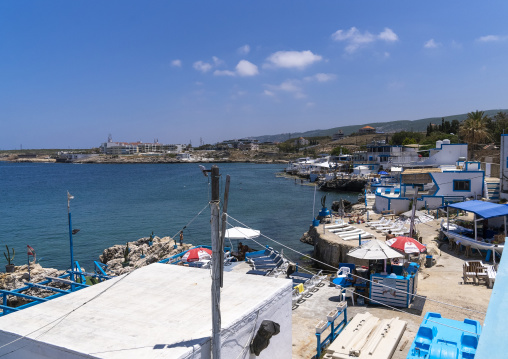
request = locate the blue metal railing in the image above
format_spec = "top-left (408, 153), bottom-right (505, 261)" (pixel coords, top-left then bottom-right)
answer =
top-left (316, 306), bottom-right (348, 358)
top-left (0, 245), bottom-right (232, 317)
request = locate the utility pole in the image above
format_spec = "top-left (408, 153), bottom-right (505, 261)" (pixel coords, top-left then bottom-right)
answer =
top-left (210, 165), bottom-right (221, 358)
top-left (67, 191), bottom-right (75, 282)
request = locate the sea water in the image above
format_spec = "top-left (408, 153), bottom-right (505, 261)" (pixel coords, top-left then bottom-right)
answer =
top-left (0, 162), bottom-right (359, 270)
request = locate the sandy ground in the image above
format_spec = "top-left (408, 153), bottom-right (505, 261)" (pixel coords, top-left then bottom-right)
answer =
top-left (290, 213), bottom-right (493, 359)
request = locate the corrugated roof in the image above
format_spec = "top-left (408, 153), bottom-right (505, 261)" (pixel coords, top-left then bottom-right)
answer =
top-left (402, 168), bottom-right (442, 174)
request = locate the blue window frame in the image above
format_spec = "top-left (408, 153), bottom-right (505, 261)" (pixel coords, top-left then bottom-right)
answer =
top-left (506, 157), bottom-right (508, 169)
top-left (453, 180), bottom-right (471, 192)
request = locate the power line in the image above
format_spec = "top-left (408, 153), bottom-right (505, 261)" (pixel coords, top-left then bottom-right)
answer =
top-left (0, 270), bottom-right (136, 357)
top-left (227, 214), bottom-right (487, 316)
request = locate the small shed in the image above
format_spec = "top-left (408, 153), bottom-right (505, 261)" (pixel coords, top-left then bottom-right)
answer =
top-left (0, 263), bottom-right (292, 359)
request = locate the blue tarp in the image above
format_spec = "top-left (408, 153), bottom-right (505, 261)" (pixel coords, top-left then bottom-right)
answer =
top-left (446, 200), bottom-right (508, 219)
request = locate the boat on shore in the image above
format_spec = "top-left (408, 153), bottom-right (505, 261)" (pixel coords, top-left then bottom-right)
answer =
top-left (440, 222), bottom-right (504, 254)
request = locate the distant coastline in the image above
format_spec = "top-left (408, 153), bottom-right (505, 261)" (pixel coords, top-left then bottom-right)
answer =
top-left (1, 155), bottom-right (289, 165)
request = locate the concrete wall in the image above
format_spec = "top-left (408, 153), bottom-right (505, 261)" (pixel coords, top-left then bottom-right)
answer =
top-left (424, 144), bottom-right (467, 166)
top-left (501, 135), bottom-right (508, 193)
top-left (431, 171), bottom-right (484, 198)
top-left (375, 194), bottom-right (443, 214)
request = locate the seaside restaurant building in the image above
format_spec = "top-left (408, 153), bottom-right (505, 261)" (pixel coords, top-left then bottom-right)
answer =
top-left (0, 264), bottom-right (292, 359)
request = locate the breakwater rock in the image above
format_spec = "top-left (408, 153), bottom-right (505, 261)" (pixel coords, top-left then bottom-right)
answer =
top-left (318, 178), bottom-right (367, 192)
top-left (99, 235), bottom-right (193, 276)
top-left (0, 264), bottom-right (66, 307)
top-left (0, 264), bottom-right (64, 291)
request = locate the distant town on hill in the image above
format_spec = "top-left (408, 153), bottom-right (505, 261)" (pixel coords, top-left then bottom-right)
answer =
top-left (249, 109), bottom-right (508, 143)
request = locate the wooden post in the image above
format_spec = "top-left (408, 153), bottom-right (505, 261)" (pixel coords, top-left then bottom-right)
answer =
top-left (447, 206), bottom-right (449, 231)
top-left (409, 188), bottom-right (418, 238)
top-left (220, 175), bottom-right (230, 287)
top-left (210, 165), bottom-right (221, 359)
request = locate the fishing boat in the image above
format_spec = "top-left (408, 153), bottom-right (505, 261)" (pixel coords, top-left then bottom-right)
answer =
top-left (441, 221), bottom-right (504, 254)
top-left (441, 200), bottom-right (508, 256)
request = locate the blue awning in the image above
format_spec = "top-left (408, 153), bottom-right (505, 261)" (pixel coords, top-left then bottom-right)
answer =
top-left (446, 200), bottom-right (508, 219)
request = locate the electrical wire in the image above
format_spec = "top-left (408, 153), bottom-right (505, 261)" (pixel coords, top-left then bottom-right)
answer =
top-left (240, 222), bottom-right (484, 335)
top-left (335, 281), bottom-right (482, 337)
top-left (227, 214), bottom-right (487, 316)
top-left (169, 202), bottom-right (210, 241)
top-left (0, 270), bottom-right (136, 357)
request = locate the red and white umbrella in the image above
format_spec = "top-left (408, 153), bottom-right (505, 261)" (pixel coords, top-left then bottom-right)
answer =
top-left (386, 236), bottom-right (426, 254)
top-left (182, 247), bottom-right (212, 263)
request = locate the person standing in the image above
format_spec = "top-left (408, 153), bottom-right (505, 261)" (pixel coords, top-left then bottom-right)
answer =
top-left (179, 231), bottom-right (184, 246)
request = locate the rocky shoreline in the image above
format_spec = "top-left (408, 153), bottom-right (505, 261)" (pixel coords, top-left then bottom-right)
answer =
top-left (0, 235), bottom-right (193, 297)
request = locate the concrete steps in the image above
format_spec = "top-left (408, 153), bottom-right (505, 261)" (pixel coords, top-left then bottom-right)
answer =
top-left (486, 180), bottom-right (500, 202)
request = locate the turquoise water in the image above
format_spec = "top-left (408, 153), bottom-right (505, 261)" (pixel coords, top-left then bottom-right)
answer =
top-left (0, 162), bottom-right (359, 270)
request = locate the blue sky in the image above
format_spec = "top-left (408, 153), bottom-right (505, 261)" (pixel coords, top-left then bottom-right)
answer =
top-left (1, 1), bottom-right (507, 149)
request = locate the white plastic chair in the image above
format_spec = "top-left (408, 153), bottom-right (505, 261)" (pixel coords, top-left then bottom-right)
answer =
top-left (336, 285), bottom-right (355, 305)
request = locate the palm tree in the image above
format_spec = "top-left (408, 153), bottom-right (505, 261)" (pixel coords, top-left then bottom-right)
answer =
top-left (459, 110), bottom-right (491, 160)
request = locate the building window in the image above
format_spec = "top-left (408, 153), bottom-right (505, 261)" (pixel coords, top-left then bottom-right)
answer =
top-left (453, 180), bottom-right (471, 191)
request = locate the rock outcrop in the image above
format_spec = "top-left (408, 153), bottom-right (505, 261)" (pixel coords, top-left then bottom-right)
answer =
top-left (98, 235), bottom-right (193, 276)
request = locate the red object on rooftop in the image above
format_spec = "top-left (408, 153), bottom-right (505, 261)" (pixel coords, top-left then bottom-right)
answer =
top-left (181, 247), bottom-right (213, 262)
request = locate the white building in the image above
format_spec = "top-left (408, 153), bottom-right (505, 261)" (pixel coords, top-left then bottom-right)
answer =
top-left (421, 140), bottom-right (468, 166)
top-left (374, 163), bottom-right (485, 214)
top-left (500, 134), bottom-right (508, 199)
top-left (99, 137), bottom-right (186, 155)
top-left (0, 263), bottom-right (292, 359)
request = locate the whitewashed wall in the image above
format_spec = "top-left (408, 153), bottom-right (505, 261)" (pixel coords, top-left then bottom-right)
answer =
top-left (431, 171), bottom-right (484, 198)
top-left (375, 195), bottom-right (444, 214)
top-left (424, 144), bottom-right (467, 166)
top-left (501, 135), bottom-right (508, 193)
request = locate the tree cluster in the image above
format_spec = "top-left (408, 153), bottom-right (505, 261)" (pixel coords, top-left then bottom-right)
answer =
top-left (426, 118), bottom-right (460, 136)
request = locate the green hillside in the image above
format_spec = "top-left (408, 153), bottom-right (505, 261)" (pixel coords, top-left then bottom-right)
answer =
top-left (252, 109), bottom-right (508, 143)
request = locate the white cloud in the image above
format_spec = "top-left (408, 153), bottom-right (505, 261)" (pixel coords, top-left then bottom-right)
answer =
top-left (477, 34), bottom-right (508, 42)
top-left (193, 61), bottom-right (212, 73)
top-left (264, 90), bottom-right (276, 97)
top-left (332, 27), bottom-right (399, 53)
top-left (264, 50), bottom-right (322, 69)
top-left (424, 39), bottom-right (439, 48)
top-left (266, 79), bottom-right (305, 99)
top-left (212, 56), bottom-right (223, 66)
top-left (451, 40), bottom-right (462, 49)
top-left (304, 73), bottom-right (336, 82)
top-left (379, 28), bottom-right (398, 42)
top-left (236, 60), bottom-right (259, 77)
top-left (306, 102), bottom-right (315, 108)
top-left (238, 44), bottom-right (250, 55)
top-left (213, 60), bottom-right (259, 77)
top-left (278, 80), bottom-right (301, 92)
top-left (171, 59), bottom-right (182, 67)
top-left (214, 70), bottom-right (236, 77)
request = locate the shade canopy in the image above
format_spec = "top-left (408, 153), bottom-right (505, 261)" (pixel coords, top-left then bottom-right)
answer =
top-left (386, 236), bottom-right (427, 254)
top-left (446, 200), bottom-right (508, 219)
top-left (224, 227), bottom-right (260, 239)
top-left (347, 239), bottom-right (404, 260)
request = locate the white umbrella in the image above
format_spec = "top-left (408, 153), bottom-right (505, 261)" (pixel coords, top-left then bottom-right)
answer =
top-left (224, 227), bottom-right (260, 239)
top-left (347, 239), bottom-right (403, 260)
top-left (347, 240), bottom-right (403, 273)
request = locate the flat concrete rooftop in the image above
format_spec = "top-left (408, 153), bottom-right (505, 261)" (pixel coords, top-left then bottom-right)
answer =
top-left (0, 263), bottom-right (292, 359)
